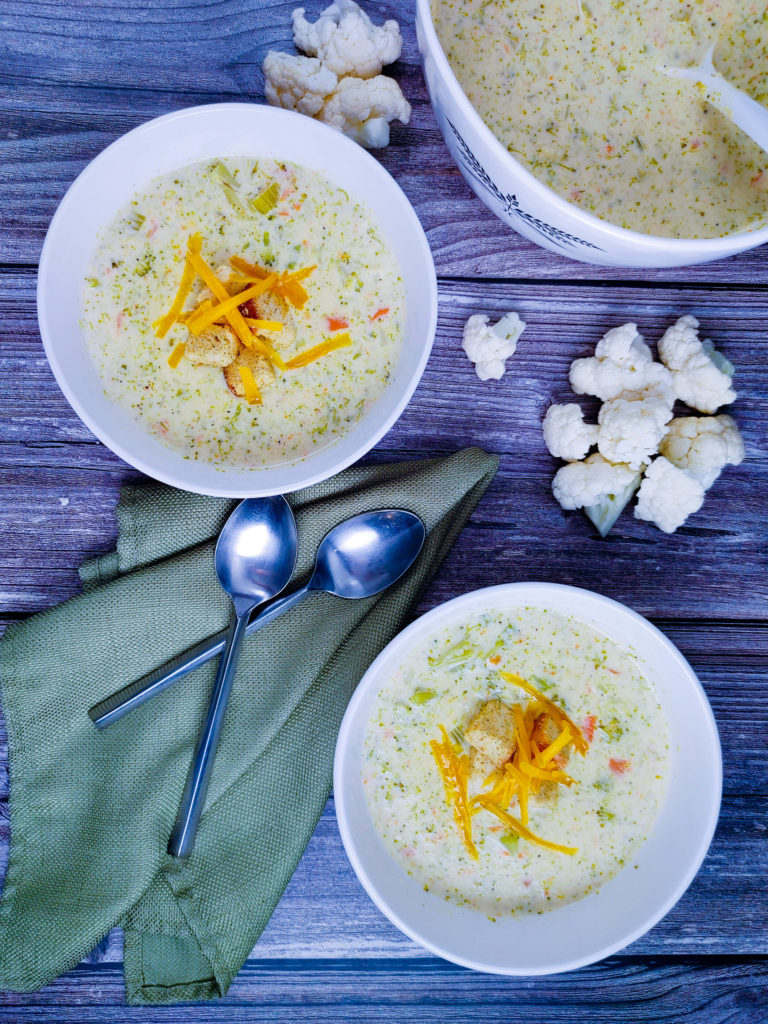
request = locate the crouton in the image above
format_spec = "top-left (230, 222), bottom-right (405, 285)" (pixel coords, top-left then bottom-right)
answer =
top-left (185, 324), bottom-right (240, 367)
top-left (241, 291), bottom-right (296, 350)
top-left (223, 345), bottom-right (275, 397)
top-left (465, 699), bottom-right (516, 768)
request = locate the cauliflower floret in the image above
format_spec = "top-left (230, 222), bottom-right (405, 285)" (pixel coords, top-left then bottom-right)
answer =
top-left (634, 457), bottom-right (705, 533)
top-left (462, 312), bottom-right (526, 381)
top-left (657, 315), bottom-right (736, 413)
top-left (317, 74), bottom-right (410, 148)
top-left (542, 403), bottom-right (598, 462)
top-left (659, 415), bottom-right (745, 489)
top-left (292, 0), bottom-right (403, 78)
top-left (594, 322), bottom-right (653, 365)
top-left (570, 322), bottom-right (675, 405)
top-left (596, 395), bottom-right (673, 470)
top-left (263, 51), bottom-right (338, 116)
top-left (552, 453), bottom-right (640, 510)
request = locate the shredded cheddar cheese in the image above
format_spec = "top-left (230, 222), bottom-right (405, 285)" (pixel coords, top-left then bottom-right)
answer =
top-left (186, 274), bottom-right (277, 335)
top-left (273, 266), bottom-right (316, 309)
top-left (229, 255), bottom-right (270, 279)
top-left (537, 727), bottom-right (573, 767)
top-left (153, 233), bottom-right (202, 338)
top-left (475, 797), bottom-right (578, 856)
top-left (435, 670), bottom-right (592, 854)
top-left (244, 318), bottom-right (284, 332)
top-left (238, 365), bottom-right (262, 405)
top-left (430, 726), bottom-right (478, 859)
top-left (499, 670), bottom-right (588, 754)
top-left (285, 333), bottom-right (352, 369)
top-left (186, 250), bottom-right (285, 370)
top-left (167, 342), bottom-right (186, 369)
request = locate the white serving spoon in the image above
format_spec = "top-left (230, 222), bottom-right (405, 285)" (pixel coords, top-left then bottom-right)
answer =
top-left (665, 45), bottom-right (768, 155)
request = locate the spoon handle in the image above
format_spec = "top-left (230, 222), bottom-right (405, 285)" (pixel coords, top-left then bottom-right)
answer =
top-left (88, 585), bottom-right (312, 730)
top-left (665, 46), bottom-right (768, 155)
top-left (168, 610), bottom-right (250, 858)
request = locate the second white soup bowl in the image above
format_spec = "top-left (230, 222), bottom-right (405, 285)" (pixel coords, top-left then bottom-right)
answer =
top-left (334, 583), bottom-right (722, 975)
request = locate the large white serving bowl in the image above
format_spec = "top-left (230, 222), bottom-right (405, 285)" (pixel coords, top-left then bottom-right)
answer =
top-left (334, 583), bottom-right (722, 975)
top-left (38, 103), bottom-right (437, 497)
top-left (416, 0), bottom-right (768, 269)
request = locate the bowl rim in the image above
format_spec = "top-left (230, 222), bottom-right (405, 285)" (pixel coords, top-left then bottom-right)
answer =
top-left (334, 581), bottom-right (723, 975)
top-left (416, 0), bottom-right (768, 253)
top-left (37, 102), bottom-right (438, 498)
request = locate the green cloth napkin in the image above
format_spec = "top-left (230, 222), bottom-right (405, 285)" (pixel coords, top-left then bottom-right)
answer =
top-left (0, 448), bottom-right (497, 1004)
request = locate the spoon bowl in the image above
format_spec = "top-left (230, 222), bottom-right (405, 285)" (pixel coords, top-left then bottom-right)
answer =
top-left (215, 498), bottom-right (299, 614)
top-left (310, 510), bottom-right (426, 599)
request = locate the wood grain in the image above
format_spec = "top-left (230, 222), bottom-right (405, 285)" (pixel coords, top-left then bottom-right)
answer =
top-left (0, 957), bottom-right (767, 1022)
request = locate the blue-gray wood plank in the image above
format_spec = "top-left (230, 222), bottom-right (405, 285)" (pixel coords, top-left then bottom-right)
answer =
top-left (0, 0), bottom-right (767, 1019)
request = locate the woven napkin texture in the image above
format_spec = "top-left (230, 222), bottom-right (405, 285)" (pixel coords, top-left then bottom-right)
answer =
top-left (0, 448), bottom-right (498, 1004)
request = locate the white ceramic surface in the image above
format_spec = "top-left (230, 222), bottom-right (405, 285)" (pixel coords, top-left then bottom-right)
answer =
top-left (416, 0), bottom-right (768, 268)
top-left (37, 103), bottom-right (437, 497)
top-left (334, 583), bottom-right (722, 975)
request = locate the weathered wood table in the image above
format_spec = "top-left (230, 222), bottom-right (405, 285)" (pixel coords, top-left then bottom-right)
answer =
top-left (1, 1), bottom-right (767, 1019)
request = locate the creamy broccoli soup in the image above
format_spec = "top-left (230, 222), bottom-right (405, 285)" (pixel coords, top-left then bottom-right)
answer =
top-left (432, 0), bottom-right (768, 238)
top-left (363, 607), bottom-right (669, 916)
top-left (82, 157), bottom-right (404, 469)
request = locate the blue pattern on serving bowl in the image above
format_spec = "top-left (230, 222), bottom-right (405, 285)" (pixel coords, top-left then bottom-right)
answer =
top-left (446, 118), bottom-right (603, 253)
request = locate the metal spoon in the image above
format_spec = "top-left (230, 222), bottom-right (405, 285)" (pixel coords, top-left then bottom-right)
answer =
top-left (664, 45), bottom-right (768, 155)
top-left (167, 496), bottom-right (297, 859)
top-left (90, 509), bottom-right (425, 731)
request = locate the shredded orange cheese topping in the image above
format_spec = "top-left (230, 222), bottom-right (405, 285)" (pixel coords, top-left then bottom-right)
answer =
top-left (285, 332), bottom-right (352, 369)
top-left (186, 274), bottom-right (277, 335)
top-left (238, 365), bottom-right (262, 405)
top-left (499, 670), bottom-right (588, 754)
top-left (153, 234), bottom-right (202, 338)
top-left (152, 238), bottom-right (345, 388)
top-left (229, 255), bottom-right (270, 279)
top-left (167, 341), bottom-right (186, 369)
top-left (474, 798), bottom-right (578, 856)
top-left (244, 318), bottom-right (284, 332)
top-left (432, 672), bottom-right (590, 857)
top-left (429, 727), bottom-right (478, 859)
top-left (273, 265), bottom-right (316, 310)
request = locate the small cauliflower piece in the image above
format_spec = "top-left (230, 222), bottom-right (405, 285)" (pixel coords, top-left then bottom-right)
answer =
top-left (659, 415), bottom-right (745, 489)
top-left (223, 346), bottom-right (276, 398)
top-left (292, 0), bottom-right (403, 78)
top-left (185, 324), bottom-right (240, 368)
top-left (317, 74), bottom-right (410, 148)
top-left (570, 322), bottom-right (675, 405)
top-left (465, 699), bottom-right (517, 768)
top-left (597, 394), bottom-right (673, 470)
top-left (263, 51), bottom-right (338, 116)
top-left (462, 312), bottom-right (526, 381)
top-left (542, 403), bottom-right (598, 461)
top-left (634, 456), bottom-right (705, 533)
top-left (553, 452), bottom-right (643, 537)
top-left (657, 315), bottom-right (736, 413)
top-left (552, 453), bottom-right (640, 510)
